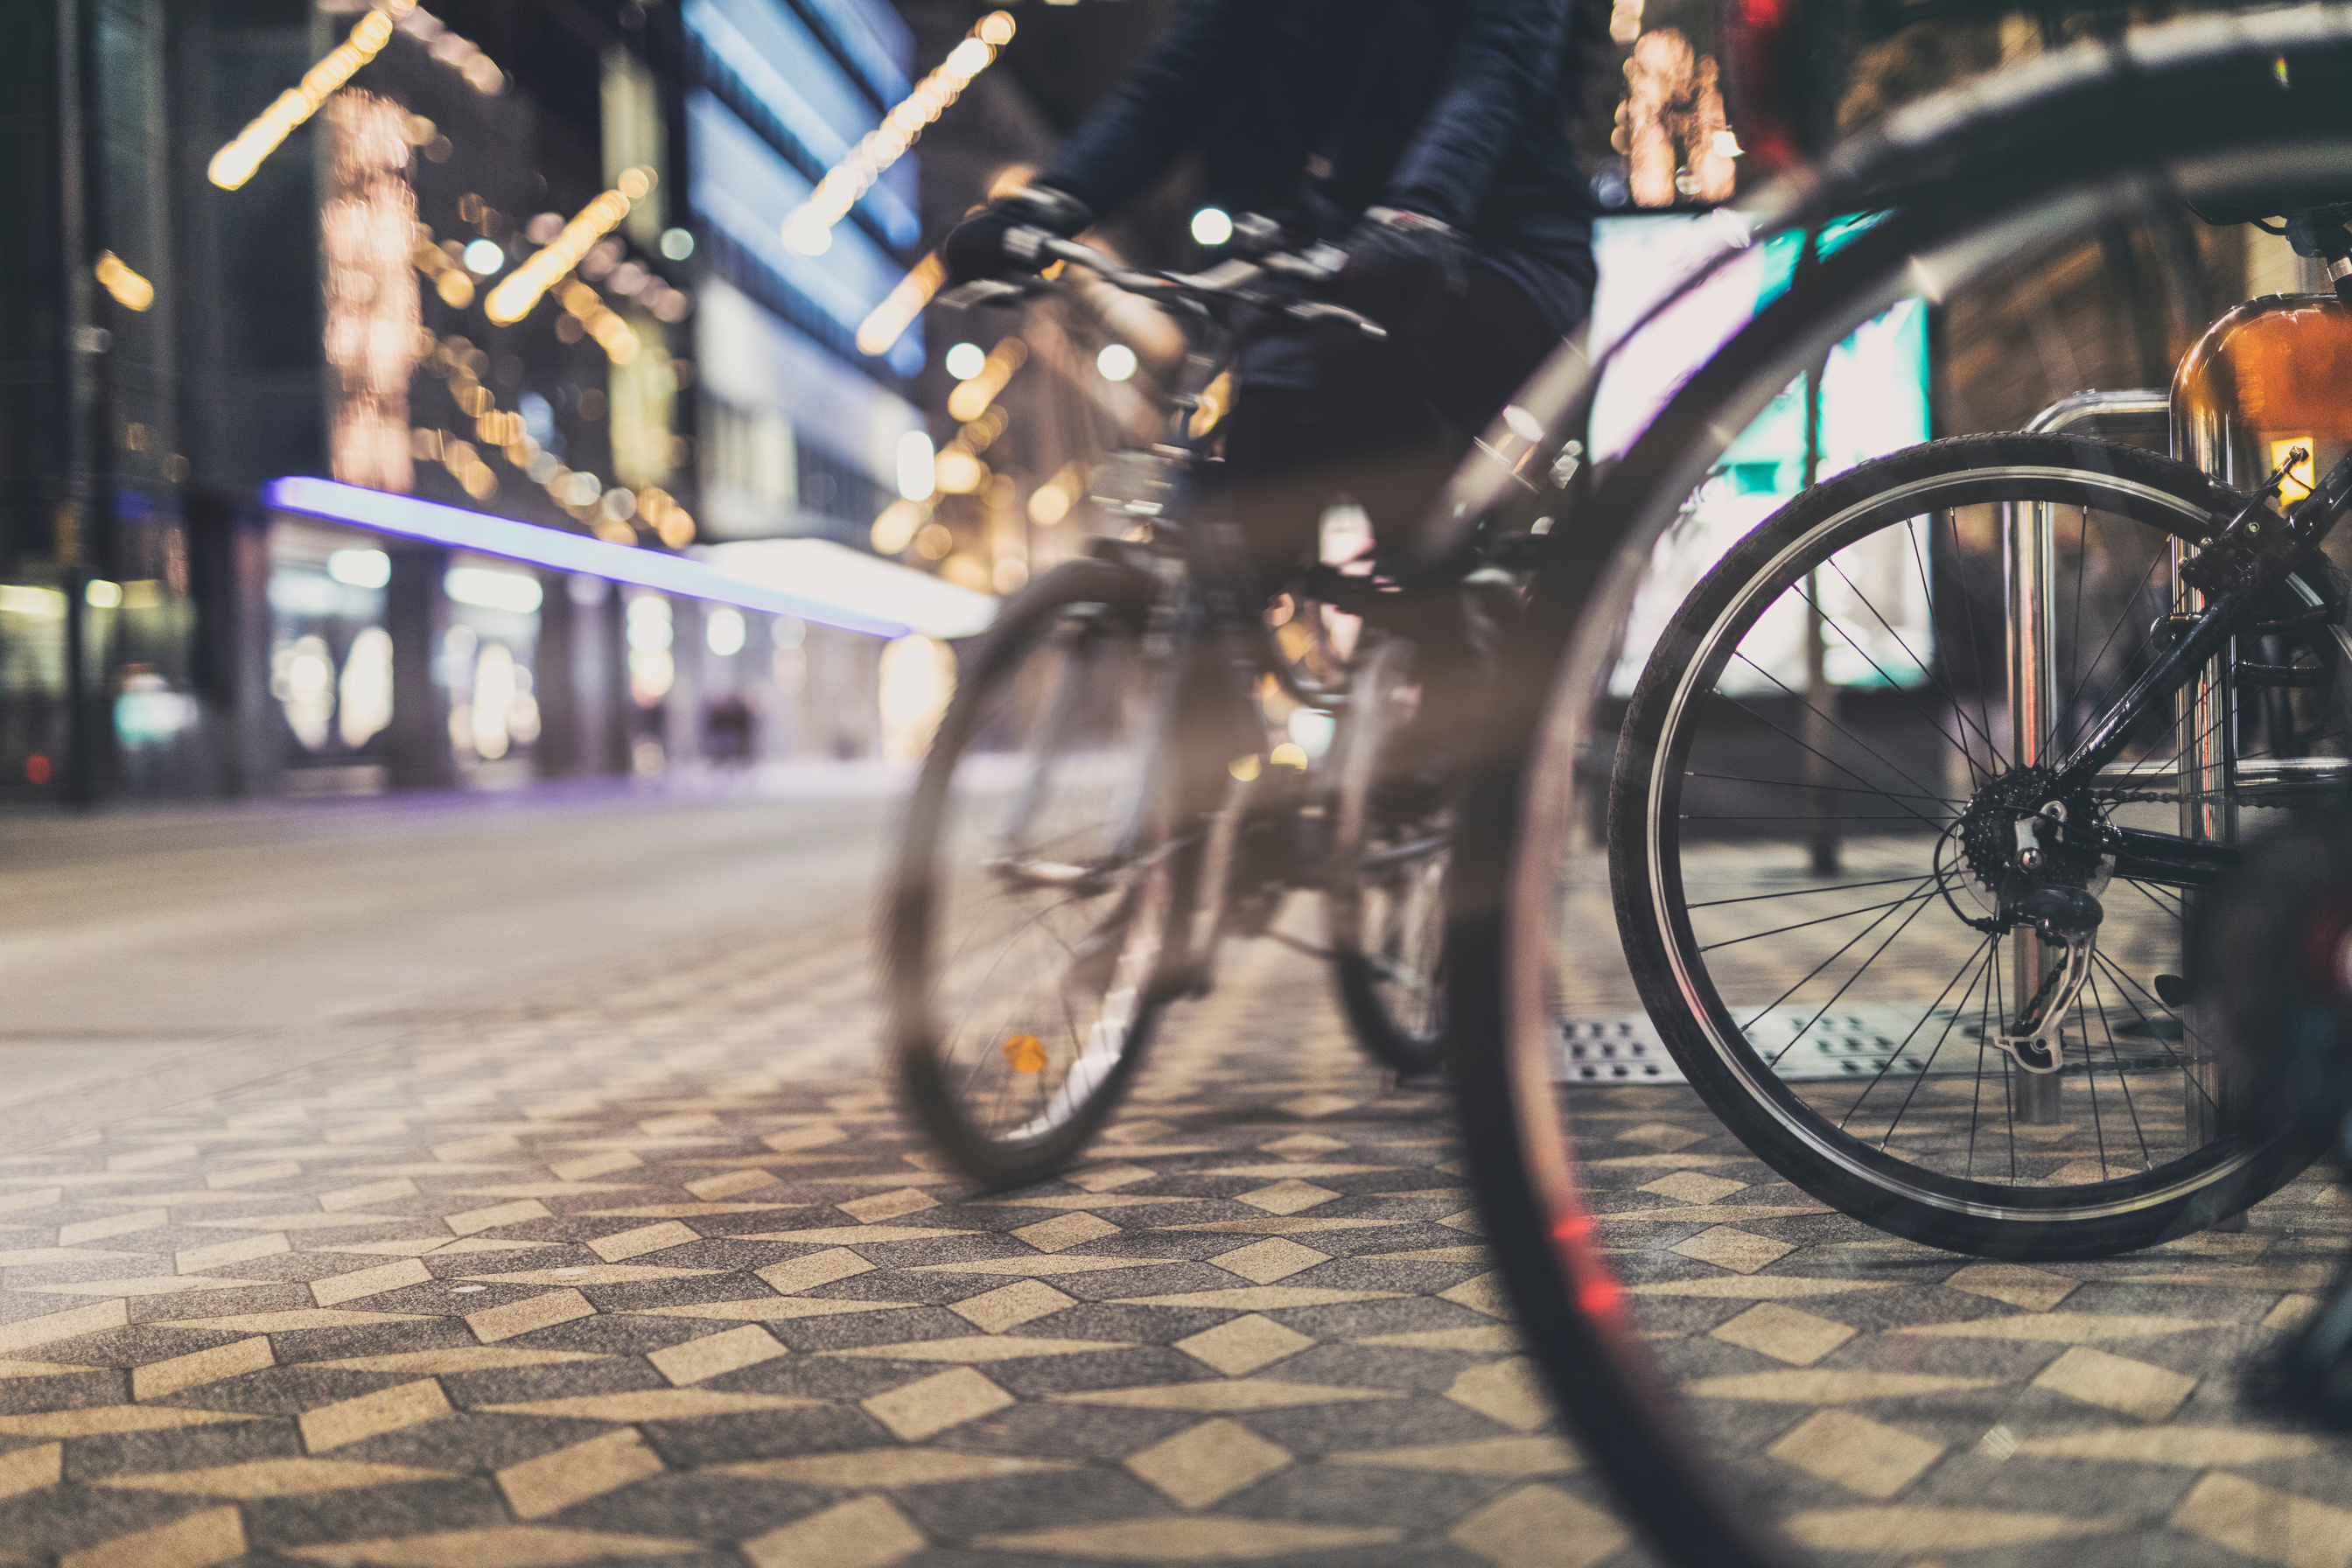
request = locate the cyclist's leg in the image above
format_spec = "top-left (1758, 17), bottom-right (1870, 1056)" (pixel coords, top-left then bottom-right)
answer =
top-left (1358, 263), bottom-right (1581, 780)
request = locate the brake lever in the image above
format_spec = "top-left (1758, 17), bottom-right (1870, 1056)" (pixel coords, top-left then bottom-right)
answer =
top-left (938, 277), bottom-right (1052, 311)
top-left (1282, 299), bottom-right (1388, 341)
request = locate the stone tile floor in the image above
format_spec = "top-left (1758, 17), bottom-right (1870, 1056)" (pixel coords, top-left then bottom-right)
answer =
top-left (0, 900), bottom-right (2348, 1567)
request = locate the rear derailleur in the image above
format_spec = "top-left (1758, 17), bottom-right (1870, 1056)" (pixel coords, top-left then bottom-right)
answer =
top-left (1956, 775), bottom-right (2110, 1074)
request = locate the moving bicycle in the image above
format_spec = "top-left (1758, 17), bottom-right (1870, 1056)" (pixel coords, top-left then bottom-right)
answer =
top-left (881, 222), bottom-right (1550, 1186)
top-left (882, 0), bottom-right (1595, 1186)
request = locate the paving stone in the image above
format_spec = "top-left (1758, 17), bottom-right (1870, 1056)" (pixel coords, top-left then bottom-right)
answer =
top-left (1711, 1303), bottom-right (1858, 1367)
top-left (860, 1367), bottom-right (1013, 1441)
top-left (2034, 1346), bottom-right (2199, 1422)
top-left (1767, 1408), bottom-right (1944, 1498)
top-left (1175, 1313), bottom-right (1314, 1376)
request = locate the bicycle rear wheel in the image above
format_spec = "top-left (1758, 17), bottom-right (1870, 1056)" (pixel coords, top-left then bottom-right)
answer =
top-left (1609, 433), bottom-right (2334, 1256)
top-left (885, 557), bottom-right (1177, 1186)
top-left (1325, 634), bottom-right (1452, 1074)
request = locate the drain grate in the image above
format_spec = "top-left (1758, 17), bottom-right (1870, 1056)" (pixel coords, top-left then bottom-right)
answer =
top-left (1558, 1007), bottom-right (2012, 1086)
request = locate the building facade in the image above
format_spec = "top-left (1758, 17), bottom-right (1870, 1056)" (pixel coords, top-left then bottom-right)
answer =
top-left (0, 0), bottom-right (978, 808)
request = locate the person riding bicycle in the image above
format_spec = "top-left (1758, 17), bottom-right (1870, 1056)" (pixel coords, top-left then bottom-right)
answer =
top-left (945, 0), bottom-right (1598, 783)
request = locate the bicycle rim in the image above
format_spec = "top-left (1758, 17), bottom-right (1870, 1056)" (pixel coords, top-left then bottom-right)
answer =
top-left (1615, 438), bottom-right (2324, 1251)
top-left (1327, 635), bottom-right (1452, 1072)
top-left (887, 561), bottom-right (1174, 1183)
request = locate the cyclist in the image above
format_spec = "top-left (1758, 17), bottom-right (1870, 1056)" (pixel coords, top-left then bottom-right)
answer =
top-left (944, 0), bottom-right (1599, 788)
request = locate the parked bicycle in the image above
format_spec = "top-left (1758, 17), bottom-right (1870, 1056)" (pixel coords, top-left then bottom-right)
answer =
top-left (882, 223), bottom-right (1515, 1187)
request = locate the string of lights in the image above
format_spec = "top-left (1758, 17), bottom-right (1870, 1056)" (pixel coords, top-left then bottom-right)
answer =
top-left (417, 333), bottom-right (692, 547)
top-left (854, 253), bottom-right (943, 357)
top-left (93, 252), bottom-right (154, 312)
top-left (208, 4), bottom-right (411, 191)
top-left (782, 11), bottom-right (1016, 257)
top-left (209, 2), bottom-right (503, 192)
top-left (485, 170), bottom-right (655, 326)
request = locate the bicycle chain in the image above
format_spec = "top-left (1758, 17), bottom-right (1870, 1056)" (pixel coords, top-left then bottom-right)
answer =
top-left (2100, 790), bottom-right (2296, 808)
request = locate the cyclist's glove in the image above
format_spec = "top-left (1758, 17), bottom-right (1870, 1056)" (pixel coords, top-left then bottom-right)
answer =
top-left (943, 186), bottom-right (1095, 284)
top-left (1335, 207), bottom-right (1469, 331)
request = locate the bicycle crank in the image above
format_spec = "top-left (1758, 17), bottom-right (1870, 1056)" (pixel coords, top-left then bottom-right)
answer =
top-left (1997, 886), bottom-right (2104, 1074)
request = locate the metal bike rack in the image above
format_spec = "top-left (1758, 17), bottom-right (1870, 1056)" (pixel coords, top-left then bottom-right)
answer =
top-left (2005, 390), bottom-right (2168, 1124)
top-left (2007, 387), bottom-right (2351, 1136)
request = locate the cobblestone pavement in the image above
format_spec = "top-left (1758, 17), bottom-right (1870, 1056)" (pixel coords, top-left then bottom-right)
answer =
top-left (0, 889), bottom-right (2349, 1567)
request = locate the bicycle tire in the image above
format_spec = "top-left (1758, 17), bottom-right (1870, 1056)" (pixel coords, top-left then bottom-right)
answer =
top-left (1609, 432), bottom-right (2329, 1258)
top-left (885, 557), bottom-right (1176, 1187)
top-left (1325, 634), bottom-right (1451, 1074)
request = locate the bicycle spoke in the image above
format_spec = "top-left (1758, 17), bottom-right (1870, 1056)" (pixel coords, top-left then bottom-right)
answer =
top-left (1684, 874), bottom-right (1931, 911)
top-left (1745, 606), bottom-right (1972, 810)
top-left (1815, 553), bottom-right (2001, 774)
top-left (1711, 682), bottom-right (1955, 833)
top-left (1840, 929), bottom-right (1997, 1129)
top-left (1742, 878), bottom-right (1939, 1040)
top-left (1923, 511), bottom-right (2008, 781)
top-left (1701, 882), bottom-right (1937, 955)
top-left (1683, 770), bottom-right (1967, 804)
top-left (2086, 970), bottom-right (2156, 1169)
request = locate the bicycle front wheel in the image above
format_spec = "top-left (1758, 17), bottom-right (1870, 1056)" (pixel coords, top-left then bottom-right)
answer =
top-left (1326, 634), bottom-right (1452, 1075)
top-left (1610, 432), bottom-right (2333, 1257)
top-left (885, 557), bottom-right (1178, 1187)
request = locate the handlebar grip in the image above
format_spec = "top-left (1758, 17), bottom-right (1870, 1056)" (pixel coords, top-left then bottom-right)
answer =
top-left (938, 278), bottom-right (1031, 310)
top-left (1283, 300), bottom-right (1387, 340)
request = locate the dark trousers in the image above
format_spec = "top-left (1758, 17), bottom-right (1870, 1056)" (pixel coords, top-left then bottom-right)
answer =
top-left (1214, 259), bottom-right (1578, 592)
top-left (1211, 261), bottom-right (1584, 746)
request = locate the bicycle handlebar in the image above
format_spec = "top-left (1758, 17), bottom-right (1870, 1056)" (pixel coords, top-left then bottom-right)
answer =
top-left (944, 225), bottom-right (1389, 342)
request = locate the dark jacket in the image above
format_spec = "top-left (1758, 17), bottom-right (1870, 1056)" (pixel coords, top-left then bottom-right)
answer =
top-left (1040, 0), bottom-right (1595, 332)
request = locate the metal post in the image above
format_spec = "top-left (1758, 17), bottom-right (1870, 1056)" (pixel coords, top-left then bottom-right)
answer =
top-left (2005, 497), bottom-right (2062, 1124)
top-left (2174, 539), bottom-right (2236, 1147)
top-left (1999, 389), bottom-right (2167, 1125)
top-left (1802, 572), bottom-right (1840, 876)
top-left (1799, 316), bottom-right (1839, 878)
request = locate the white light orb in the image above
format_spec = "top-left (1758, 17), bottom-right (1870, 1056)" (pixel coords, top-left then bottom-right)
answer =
top-left (1096, 343), bottom-right (1138, 382)
top-left (462, 238), bottom-right (506, 276)
top-left (943, 341), bottom-right (985, 381)
top-left (1190, 206), bottom-right (1234, 247)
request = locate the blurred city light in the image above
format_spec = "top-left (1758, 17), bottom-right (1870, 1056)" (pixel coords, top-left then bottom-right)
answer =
top-left (782, 11), bottom-right (1017, 257)
top-left (855, 254), bottom-right (944, 359)
top-left (337, 626), bottom-right (393, 747)
top-left (1190, 207), bottom-right (1233, 247)
top-left (85, 580), bottom-right (122, 609)
top-left (444, 565), bottom-right (544, 614)
top-left (659, 228), bottom-right (694, 260)
top-left (485, 171), bottom-right (654, 326)
top-left (934, 449), bottom-right (985, 494)
top-left (262, 477), bottom-right (914, 637)
top-left (947, 339), bottom-right (1026, 422)
top-left (878, 634), bottom-right (958, 761)
top-left (327, 549), bottom-right (391, 588)
top-left (705, 606), bottom-right (746, 656)
top-left (461, 238), bottom-right (505, 276)
top-left (207, 6), bottom-right (402, 191)
top-left (943, 342), bottom-right (985, 381)
top-left (872, 499), bottom-right (928, 554)
top-left (896, 430), bottom-right (938, 500)
top-left (93, 251), bottom-right (154, 312)
top-left (702, 539), bottom-right (998, 640)
top-left (1096, 343), bottom-right (1138, 382)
